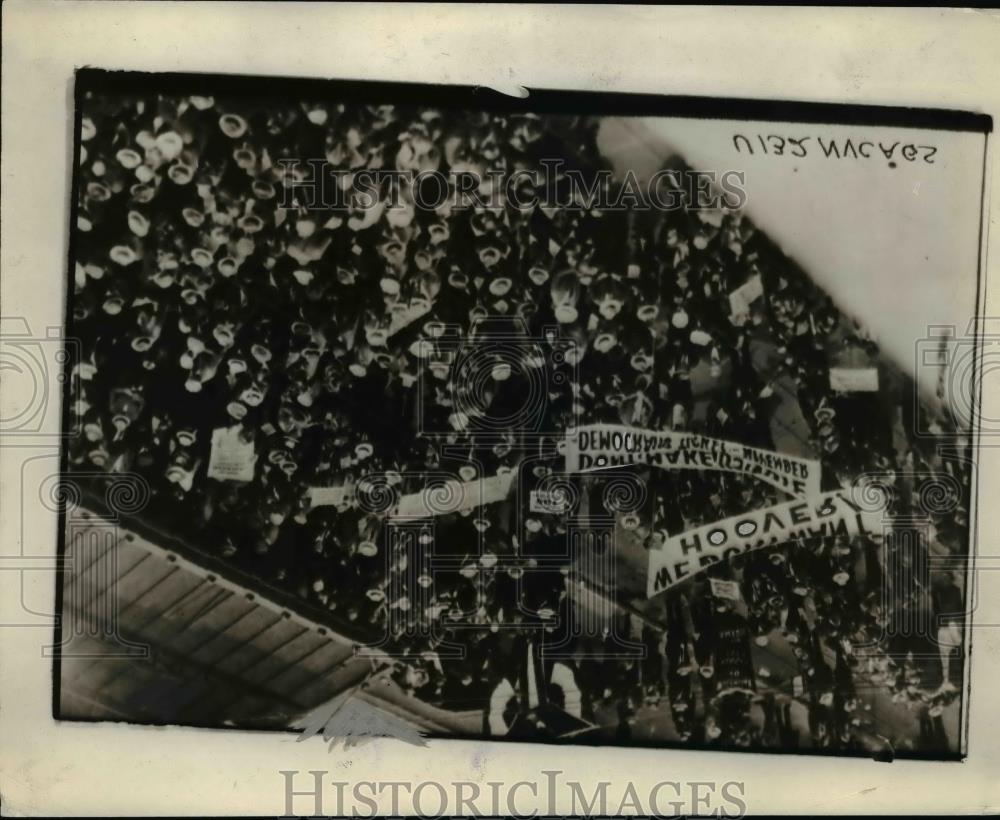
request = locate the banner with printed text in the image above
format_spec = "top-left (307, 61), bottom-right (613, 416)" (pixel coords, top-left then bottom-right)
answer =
top-left (647, 489), bottom-right (886, 597)
top-left (565, 424), bottom-right (822, 499)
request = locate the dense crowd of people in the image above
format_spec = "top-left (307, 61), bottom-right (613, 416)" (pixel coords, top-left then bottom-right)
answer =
top-left (68, 87), bottom-right (971, 753)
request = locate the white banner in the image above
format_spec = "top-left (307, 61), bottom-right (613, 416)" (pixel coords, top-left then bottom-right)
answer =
top-left (647, 489), bottom-right (886, 597)
top-left (309, 471), bottom-right (515, 518)
top-left (565, 424), bottom-right (822, 499)
top-left (391, 471), bottom-right (515, 519)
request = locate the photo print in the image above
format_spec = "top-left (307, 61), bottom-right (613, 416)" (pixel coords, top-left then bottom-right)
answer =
top-left (54, 69), bottom-right (989, 760)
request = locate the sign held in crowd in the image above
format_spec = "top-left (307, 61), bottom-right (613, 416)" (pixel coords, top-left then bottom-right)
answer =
top-left (207, 426), bottom-right (256, 483)
top-left (709, 577), bottom-right (742, 602)
top-left (309, 472), bottom-right (517, 518)
top-left (564, 424), bottom-right (822, 499)
top-left (647, 488), bottom-right (887, 597)
top-left (529, 489), bottom-right (571, 514)
top-left (829, 366), bottom-right (880, 392)
top-left (391, 471), bottom-right (516, 519)
top-left (728, 274), bottom-right (764, 325)
top-left (308, 485), bottom-right (353, 509)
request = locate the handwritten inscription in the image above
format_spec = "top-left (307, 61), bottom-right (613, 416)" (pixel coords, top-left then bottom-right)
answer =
top-left (732, 133), bottom-right (937, 166)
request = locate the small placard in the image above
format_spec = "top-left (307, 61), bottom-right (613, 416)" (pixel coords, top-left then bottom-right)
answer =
top-left (830, 367), bottom-right (879, 392)
top-left (309, 486), bottom-right (352, 508)
top-left (530, 489), bottom-right (570, 514)
top-left (709, 577), bottom-right (742, 601)
top-left (728, 274), bottom-right (764, 324)
top-left (207, 426), bottom-right (256, 482)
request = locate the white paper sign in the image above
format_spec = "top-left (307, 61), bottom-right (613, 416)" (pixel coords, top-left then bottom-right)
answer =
top-left (709, 578), bottom-right (742, 601)
top-left (729, 274), bottom-right (764, 322)
top-left (530, 489), bottom-right (570, 514)
top-left (207, 426), bottom-right (256, 482)
top-left (829, 367), bottom-right (879, 392)
top-left (308, 486), bottom-right (352, 508)
top-left (741, 274), bottom-right (764, 303)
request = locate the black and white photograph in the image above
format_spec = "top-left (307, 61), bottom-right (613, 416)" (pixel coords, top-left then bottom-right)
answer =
top-left (52, 67), bottom-right (987, 761)
top-left (5, 6), bottom-right (1000, 816)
